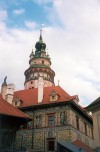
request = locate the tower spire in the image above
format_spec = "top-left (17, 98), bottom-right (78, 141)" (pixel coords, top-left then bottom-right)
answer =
top-left (39, 24), bottom-right (44, 41)
top-left (39, 29), bottom-right (42, 41)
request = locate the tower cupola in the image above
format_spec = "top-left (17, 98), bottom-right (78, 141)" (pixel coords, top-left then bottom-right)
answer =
top-left (24, 30), bottom-right (55, 89)
top-left (35, 30), bottom-right (46, 57)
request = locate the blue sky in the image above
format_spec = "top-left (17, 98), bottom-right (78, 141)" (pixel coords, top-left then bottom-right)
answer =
top-left (0, 0), bottom-right (61, 29)
top-left (0, 0), bottom-right (100, 106)
top-left (0, 0), bottom-right (50, 27)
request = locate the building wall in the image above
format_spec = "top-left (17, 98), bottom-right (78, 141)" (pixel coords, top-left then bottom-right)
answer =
top-left (15, 104), bottom-right (94, 151)
top-left (25, 79), bottom-right (54, 89)
top-left (30, 58), bottom-right (50, 67)
top-left (92, 110), bottom-right (100, 148)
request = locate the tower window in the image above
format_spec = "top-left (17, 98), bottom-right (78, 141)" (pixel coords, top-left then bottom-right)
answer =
top-left (42, 61), bottom-right (44, 64)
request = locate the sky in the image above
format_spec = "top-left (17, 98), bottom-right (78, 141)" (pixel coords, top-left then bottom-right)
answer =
top-left (0, 0), bottom-right (100, 106)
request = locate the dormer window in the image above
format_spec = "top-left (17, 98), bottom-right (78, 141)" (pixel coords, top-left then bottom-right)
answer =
top-left (52, 95), bottom-right (55, 100)
top-left (50, 90), bottom-right (59, 102)
top-left (13, 96), bottom-right (22, 107)
top-left (15, 101), bottom-right (17, 106)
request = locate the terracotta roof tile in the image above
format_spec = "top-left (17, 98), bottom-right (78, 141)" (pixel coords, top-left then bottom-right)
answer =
top-left (14, 86), bottom-right (76, 108)
top-left (0, 95), bottom-right (29, 118)
top-left (72, 139), bottom-right (94, 152)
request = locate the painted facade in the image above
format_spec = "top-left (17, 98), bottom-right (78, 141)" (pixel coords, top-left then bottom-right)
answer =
top-left (15, 101), bottom-right (94, 151)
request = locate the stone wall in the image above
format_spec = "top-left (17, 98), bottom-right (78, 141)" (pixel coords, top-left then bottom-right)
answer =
top-left (15, 104), bottom-right (94, 151)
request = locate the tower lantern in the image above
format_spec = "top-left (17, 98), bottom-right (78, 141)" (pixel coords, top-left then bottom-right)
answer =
top-left (24, 31), bottom-right (55, 89)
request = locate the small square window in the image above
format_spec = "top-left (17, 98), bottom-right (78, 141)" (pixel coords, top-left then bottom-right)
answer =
top-left (52, 95), bottom-right (55, 100)
top-left (42, 61), bottom-right (44, 64)
top-left (15, 101), bottom-right (17, 106)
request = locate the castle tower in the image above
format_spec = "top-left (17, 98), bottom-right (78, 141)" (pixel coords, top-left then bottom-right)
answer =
top-left (24, 30), bottom-right (55, 89)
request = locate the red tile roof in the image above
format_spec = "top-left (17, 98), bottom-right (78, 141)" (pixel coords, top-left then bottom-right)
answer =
top-left (0, 95), bottom-right (29, 118)
top-left (72, 139), bottom-right (94, 152)
top-left (14, 86), bottom-right (76, 108)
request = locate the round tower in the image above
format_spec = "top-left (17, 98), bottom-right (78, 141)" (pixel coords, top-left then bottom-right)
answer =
top-left (24, 30), bottom-right (55, 89)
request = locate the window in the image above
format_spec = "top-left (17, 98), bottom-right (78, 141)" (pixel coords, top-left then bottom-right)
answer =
top-left (50, 90), bottom-right (59, 102)
top-left (76, 116), bottom-right (79, 130)
top-left (48, 115), bottom-right (55, 127)
top-left (30, 74), bottom-right (33, 78)
top-left (42, 61), bottom-right (44, 64)
top-left (60, 112), bottom-right (66, 125)
top-left (27, 121), bottom-right (32, 130)
top-left (15, 101), bottom-right (17, 106)
top-left (31, 81), bottom-right (33, 84)
top-left (91, 128), bottom-right (94, 139)
top-left (36, 115), bottom-right (42, 128)
top-left (52, 95), bottom-right (55, 100)
top-left (84, 122), bottom-right (87, 135)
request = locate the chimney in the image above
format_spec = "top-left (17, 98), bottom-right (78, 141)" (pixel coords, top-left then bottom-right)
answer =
top-left (6, 83), bottom-right (15, 104)
top-left (1, 76), bottom-right (7, 100)
top-left (38, 77), bottom-right (44, 103)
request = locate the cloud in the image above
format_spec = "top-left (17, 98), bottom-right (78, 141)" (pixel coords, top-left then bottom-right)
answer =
top-left (0, 0), bottom-right (100, 107)
top-left (13, 9), bottom-right (25, 15)
top-left (32, 0), bottom-right (52, 5)
top-left (25, 21), bottom-right (37, 29)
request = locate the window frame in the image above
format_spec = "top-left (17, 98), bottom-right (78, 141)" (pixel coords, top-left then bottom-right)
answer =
top-left (47, 113), bottom-right (55, 127)
top-left (84, 122), bottom-right (87, 135)
top-left (76, 116), bottom-right (80, 130)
